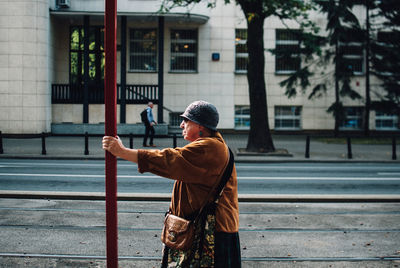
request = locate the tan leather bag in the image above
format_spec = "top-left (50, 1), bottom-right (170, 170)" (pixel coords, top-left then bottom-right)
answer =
top-left (161, 212), bottom-right (195, 250)
top-left (161, 147), bottom-right (234, 251)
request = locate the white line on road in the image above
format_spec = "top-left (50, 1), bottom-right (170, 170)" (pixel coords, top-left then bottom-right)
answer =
top-left (236, 165), bottom-right (400, 170)
top-left (0, 173), bottom-right (157, 179)
top-left (0, 163), bottom-right (135, 168)
top-left (238, 177), bottom-right (400, 181)
top-left (0, 173), bottom-right (399, 181)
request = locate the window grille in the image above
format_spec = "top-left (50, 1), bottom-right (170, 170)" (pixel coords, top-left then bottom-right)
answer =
top-left (375, 31), bottom-right (395, 76)
top-left (234, 106), bottom-right (250, 129)
top-left (339, 31), bottom-right (364, 75)
top-left (170, 29), bottom-right (197, 72)
top-left (274, 106), bottom-right (302, 130)
top-left (169, 112), bottom-right (183, 127)
top-left (70, 26), bottom-right (104, 85)
top-left (235, 29), bottom-right (248, 73)
top-left (129, 29), bottom-right (157, 72)
top-left (275, 29), bottom-right (300, 74)
top-left (375, 111), bottom-right (399, 130)
top-left (340, 107), bottom-right (363, 130)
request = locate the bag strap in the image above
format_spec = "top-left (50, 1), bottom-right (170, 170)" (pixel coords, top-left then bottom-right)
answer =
top-left (194, 147), bottom-right (234, 222)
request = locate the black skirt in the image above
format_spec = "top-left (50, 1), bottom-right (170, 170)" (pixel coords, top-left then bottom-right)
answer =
top-left (215, 232), bottom-right (241, 268)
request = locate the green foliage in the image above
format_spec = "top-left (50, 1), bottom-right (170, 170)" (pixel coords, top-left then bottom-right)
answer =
top-left (370, 0), bottom-right (400, 115)
top-left (280, 66), bottom-right (312, 98)
top-left (278, 0), bottom-right (364, 129)
top-left (327, 101), bottom-right (345, 122)
top-left (308, 84), bottom-right (327, 100)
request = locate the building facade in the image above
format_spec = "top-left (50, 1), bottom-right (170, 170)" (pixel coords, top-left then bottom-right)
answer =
top-left (0, 0), bottom-right (398, 134)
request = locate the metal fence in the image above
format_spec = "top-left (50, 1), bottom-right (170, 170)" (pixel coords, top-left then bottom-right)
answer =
top-left (52, 84), bottom-right (158, 104)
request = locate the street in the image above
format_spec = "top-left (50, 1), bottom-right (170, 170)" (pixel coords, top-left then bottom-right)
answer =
top-left (0, 158), bottom-right (400, 267)
top-left (0, 159), bottom-right (399, 195)
top-left (0, 199), bottom-right (400, 267)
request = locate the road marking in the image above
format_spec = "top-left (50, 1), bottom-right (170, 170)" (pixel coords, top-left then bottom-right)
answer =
top-left (237, 165), bottom-right (400, 171)
top-left (238, 176), bottom-right (400, 181)
top-left (0, 173), bottom-right (399, 181)
top-left (0, 163), bottom-right (135, 167)
top-left (0, 173), bottom-right (158, 179)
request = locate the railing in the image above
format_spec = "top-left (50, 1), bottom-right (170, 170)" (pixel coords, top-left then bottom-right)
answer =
top-left (0, 132), bottom-right (178, 156)
top-left (52, 84), bottom-right (158, 104)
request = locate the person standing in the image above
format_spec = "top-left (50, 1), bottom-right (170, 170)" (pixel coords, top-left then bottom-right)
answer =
top-left (103, 100), bottom-right (241, 267)
top-left (143, 102), bottom-right (156, 147)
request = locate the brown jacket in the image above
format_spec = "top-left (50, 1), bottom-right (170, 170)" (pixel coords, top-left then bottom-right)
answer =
top-left (137, 132), bottom-right (239, 233)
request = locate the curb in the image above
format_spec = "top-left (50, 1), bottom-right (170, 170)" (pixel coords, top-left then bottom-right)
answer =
top-left (1, 191), bottom-right (400, 202)
top-left (0, 154), bottom-right (398, 163)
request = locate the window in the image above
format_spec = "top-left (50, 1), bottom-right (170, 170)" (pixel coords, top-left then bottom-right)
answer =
top-left (70, 26), bottom-right (105, 85)
top-left (170, 29), bottom-right (197, 72)
top-left (375, 111), bottom-right (399, 130)
top-left (340, 107), bottom-right (363, 130)
top-left (169, 112), bottom-right (183, 127)
top-left (129, 29), bottom-right (157, 72)
top-left (275, 29), bottom-right (300, 74)
top-left (375, 31), bottom-right (394, 76)
top-left (339, 31), bottom-right (364, 75)
top-left (235, 29), bottom-right (248, 73)
top-left (235, 106), bottom-right (250, 130)
top-left (274, 106), bottom-right (302, 130)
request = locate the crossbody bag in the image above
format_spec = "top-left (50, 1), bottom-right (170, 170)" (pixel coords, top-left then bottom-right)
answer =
top-left (161, 147), bottom-right (234, 250)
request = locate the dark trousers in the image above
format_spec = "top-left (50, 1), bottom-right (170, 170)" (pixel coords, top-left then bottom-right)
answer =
top-left (143, 124), bottom-right (155, 146)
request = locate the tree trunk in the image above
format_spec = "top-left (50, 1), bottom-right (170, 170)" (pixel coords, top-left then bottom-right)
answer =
top-left (364, 0), bottom-right (371, 137)
top-left (334, 41), bottom-right (340, 137)
top-left (245, 13), bottom-right (275, 152)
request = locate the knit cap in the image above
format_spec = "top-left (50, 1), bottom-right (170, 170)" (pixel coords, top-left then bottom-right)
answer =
top-left (180, 100), bottom-right (219, 131)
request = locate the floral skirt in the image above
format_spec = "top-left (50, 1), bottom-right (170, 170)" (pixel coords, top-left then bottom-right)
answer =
top-left (161, 206), bottom-right (241, 268)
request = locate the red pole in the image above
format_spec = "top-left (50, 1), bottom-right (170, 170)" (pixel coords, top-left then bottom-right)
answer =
top-left (104, 0), bottom-right (118, 267)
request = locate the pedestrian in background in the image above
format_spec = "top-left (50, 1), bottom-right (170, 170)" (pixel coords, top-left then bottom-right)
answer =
top-left (143, 101), bottom-right (156, 147)
top-left (103, 100), bottom-right (241, 267)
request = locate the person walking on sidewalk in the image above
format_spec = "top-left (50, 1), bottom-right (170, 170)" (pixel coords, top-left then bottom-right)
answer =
top-left (143, 101), bottom-right (156, 147)
top-left (103, 100), bottom-right (241, 267)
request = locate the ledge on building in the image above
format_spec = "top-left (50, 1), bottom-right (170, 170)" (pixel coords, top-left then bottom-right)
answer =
top-left (51, 123), bottom-right (168, 136)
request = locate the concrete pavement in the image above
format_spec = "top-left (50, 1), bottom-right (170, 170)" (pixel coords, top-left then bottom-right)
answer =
top-left (0, 199), bottom-right (399, 268)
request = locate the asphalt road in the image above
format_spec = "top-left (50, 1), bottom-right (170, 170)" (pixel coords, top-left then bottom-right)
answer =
top-left (0, 199), bottom-right (399, 267)
top-left (0, 159), bottom-right (399, 196)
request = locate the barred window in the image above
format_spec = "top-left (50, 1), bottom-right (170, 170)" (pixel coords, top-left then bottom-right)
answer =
top-left (339, 31), bottom-right (364, 75)
top-left (129, 29), bottom-right (157, 72)
top-left (274, 106), bottom-right (302, 130)
top-left (170, 29), bottom-right (197, 72)
top-left (275, 29), bottom-right (300, 74)
top-left (169, 112), bottom-right (183, 127)
top-left (235, 29), bottom-right (248, 73)
top-left (340, 107), bottom-right (363, 130)
top-left (376, 111), bottom-right (399, 130)
top-left (234, 106), bottom-right (250, 130)
top-left (70, 26), bottom-right (104, 85)
top-left (375, 31), bottom-right (395, 76)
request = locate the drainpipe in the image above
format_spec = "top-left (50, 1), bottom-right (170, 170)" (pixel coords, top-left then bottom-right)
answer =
top-left (83, 15), bottom-right (90, 124)
top-left (120, 16), bottom-right (127, 124)
top-left (158, 16), bottom-right (164, 123)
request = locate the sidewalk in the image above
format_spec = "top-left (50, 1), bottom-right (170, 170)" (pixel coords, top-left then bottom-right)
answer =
top-left (0, 133), bottom-right (398, 162)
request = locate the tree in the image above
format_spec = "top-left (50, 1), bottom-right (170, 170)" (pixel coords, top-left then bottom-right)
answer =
top-left (370, 0), bottom-right (400, 124)
top-left (161, 0), bottom-right (315, 152)
top-left (280, 0), bottom-right (363, 136)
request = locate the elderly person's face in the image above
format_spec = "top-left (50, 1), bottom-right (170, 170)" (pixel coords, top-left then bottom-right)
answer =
top-left (180, 119), bottom-right (201, 142)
